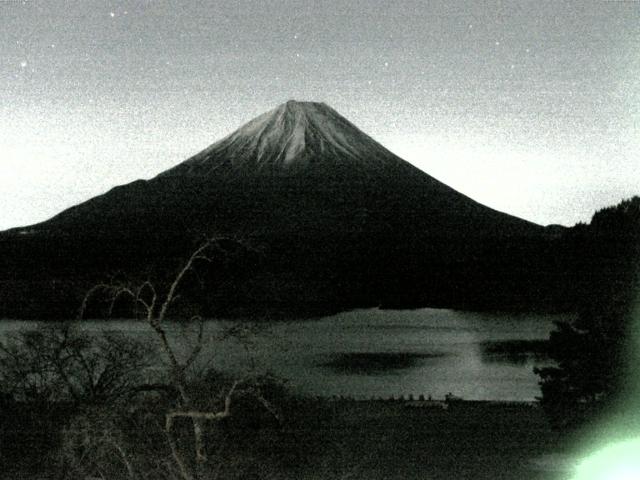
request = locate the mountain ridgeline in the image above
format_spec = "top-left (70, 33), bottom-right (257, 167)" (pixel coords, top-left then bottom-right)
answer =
top-left (0, 101), bottom-right (586, 319)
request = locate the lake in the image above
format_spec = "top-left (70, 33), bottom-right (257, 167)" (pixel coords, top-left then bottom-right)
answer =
top-left (0, 308), bottom-right (568, 401)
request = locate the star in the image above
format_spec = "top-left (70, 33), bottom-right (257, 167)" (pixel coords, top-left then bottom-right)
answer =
top-left (109, 12), bottom-right (115, 18)
top-left (384, 61), bottom-right (389, 67)
top-left (20, 60), bottom-right (28, 68)
top-left (495, 41), bottom-right (500, 46)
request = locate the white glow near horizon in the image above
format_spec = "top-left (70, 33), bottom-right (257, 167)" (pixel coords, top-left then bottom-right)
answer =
top-left (2, 121), bottom-right (634, 231)
top-left (383, 133), bottom-right (638, 227)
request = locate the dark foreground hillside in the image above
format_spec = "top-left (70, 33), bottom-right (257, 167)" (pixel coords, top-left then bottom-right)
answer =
top-left (0, 321), bottom-right (576, 480)
top-left (0, 397), bottom-right (571, 480)
top-left (278, 400), bottom-right (569, 480)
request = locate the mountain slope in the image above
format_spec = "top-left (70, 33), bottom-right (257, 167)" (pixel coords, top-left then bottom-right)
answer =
top-left (159, 100), bottom-right (410, 176)
top-left (22, 100), bottom-right (539, 238)
top-left (0, 101), bottom-right (562, 319)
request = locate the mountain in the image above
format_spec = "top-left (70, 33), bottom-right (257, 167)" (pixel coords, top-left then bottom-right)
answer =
top-left (0, 101), bottom-right (565, 319)
top-left (160, 100), bottom-right (409, 176)
top-left (17, 101), bottom-right (539, 238)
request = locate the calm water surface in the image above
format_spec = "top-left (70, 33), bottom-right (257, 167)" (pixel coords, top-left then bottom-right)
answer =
top-left (0, 308), bottom-right (568, 401)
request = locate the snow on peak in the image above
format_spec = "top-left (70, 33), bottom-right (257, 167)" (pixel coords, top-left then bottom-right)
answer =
top-left (161, 100), bottom-right (409, 177)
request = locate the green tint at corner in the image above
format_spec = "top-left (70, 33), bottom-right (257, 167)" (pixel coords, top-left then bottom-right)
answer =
top-left (573, 438), bottom-right (640, 480)
top-left (571, 292), bottom-right (640, 480)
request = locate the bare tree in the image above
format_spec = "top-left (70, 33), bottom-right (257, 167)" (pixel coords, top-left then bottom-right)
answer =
top-left (0, 323), bottom-right (158, 479)
top-left (0, 323), bottom-right (153, 405)
top-left (80, 238), bottom-right (280, 480)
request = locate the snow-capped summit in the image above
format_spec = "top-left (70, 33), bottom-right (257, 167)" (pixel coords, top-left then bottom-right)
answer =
top-left (160, 100), bottom-right (409, 177)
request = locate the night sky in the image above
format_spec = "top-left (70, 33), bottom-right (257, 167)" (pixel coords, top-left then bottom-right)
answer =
top-left (2, 0), bottom-right (638, 230)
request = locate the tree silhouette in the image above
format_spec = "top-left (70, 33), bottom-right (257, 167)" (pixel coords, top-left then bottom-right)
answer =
top-left (536, 197), bottom-right (640, 429)
top-left (80, 237), bottom-right (280, 480)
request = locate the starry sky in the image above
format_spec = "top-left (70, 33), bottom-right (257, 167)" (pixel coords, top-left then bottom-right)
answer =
top-left (1, 0), bottom-right (638, 230)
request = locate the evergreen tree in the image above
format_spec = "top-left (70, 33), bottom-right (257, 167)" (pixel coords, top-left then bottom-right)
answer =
top-left (536, 197), bottom-right (640, 429)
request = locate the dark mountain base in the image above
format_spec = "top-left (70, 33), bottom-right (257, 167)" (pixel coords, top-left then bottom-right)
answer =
top-left (3, 103), bottom-right (630, 321)
top-left (0, 226), bottom-right (574, 320)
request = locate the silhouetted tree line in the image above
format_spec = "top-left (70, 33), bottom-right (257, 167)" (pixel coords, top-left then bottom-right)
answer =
top-left (536, 196), bottom-right (640, 429)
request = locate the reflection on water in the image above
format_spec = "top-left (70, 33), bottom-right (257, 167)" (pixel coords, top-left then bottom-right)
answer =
top-left (480, 339), bottom-right (551, 364)
top-left (319, 351), bottom-right (448, 375)
top-left (0, 308), bottom-right (569, 401)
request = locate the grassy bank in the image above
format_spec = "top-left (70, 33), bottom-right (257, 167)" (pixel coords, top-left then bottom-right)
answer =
top-left (1, 396), bottom-right (575, 480)
top-left (278, 399), bottom-right (571, 480)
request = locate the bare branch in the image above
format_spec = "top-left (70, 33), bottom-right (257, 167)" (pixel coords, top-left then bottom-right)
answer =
top-left (254, 392), bottom-right (283, 425)
top-left (107, 286), bottom-right (137, 318)
top-left (73, 236), bottom-right (256, 479)
top-left (184, 316), bottom-right (205, 370)
top-left (158, 238), bottom-right (224, 323)
top-left (165, 379), bottom-right (241, 467)
top-left (166, 380), bottom-right (240, 429)
top-left (138, 280), bottom-right (157, 299)
top-left (137, 280), bottom-right (158, 319)
top-left (166, 409), bottom-right (232, 423)
top-left (164, 427), bottom-right (194, 480)
top-left (107, 438), bottom-right (137, 480)
top-left (78, 283), bottom-right (113, 319)
top-left (148, 320), bottom-right (180, 371)
top-left (192, 255), bottom-right (213, 263)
